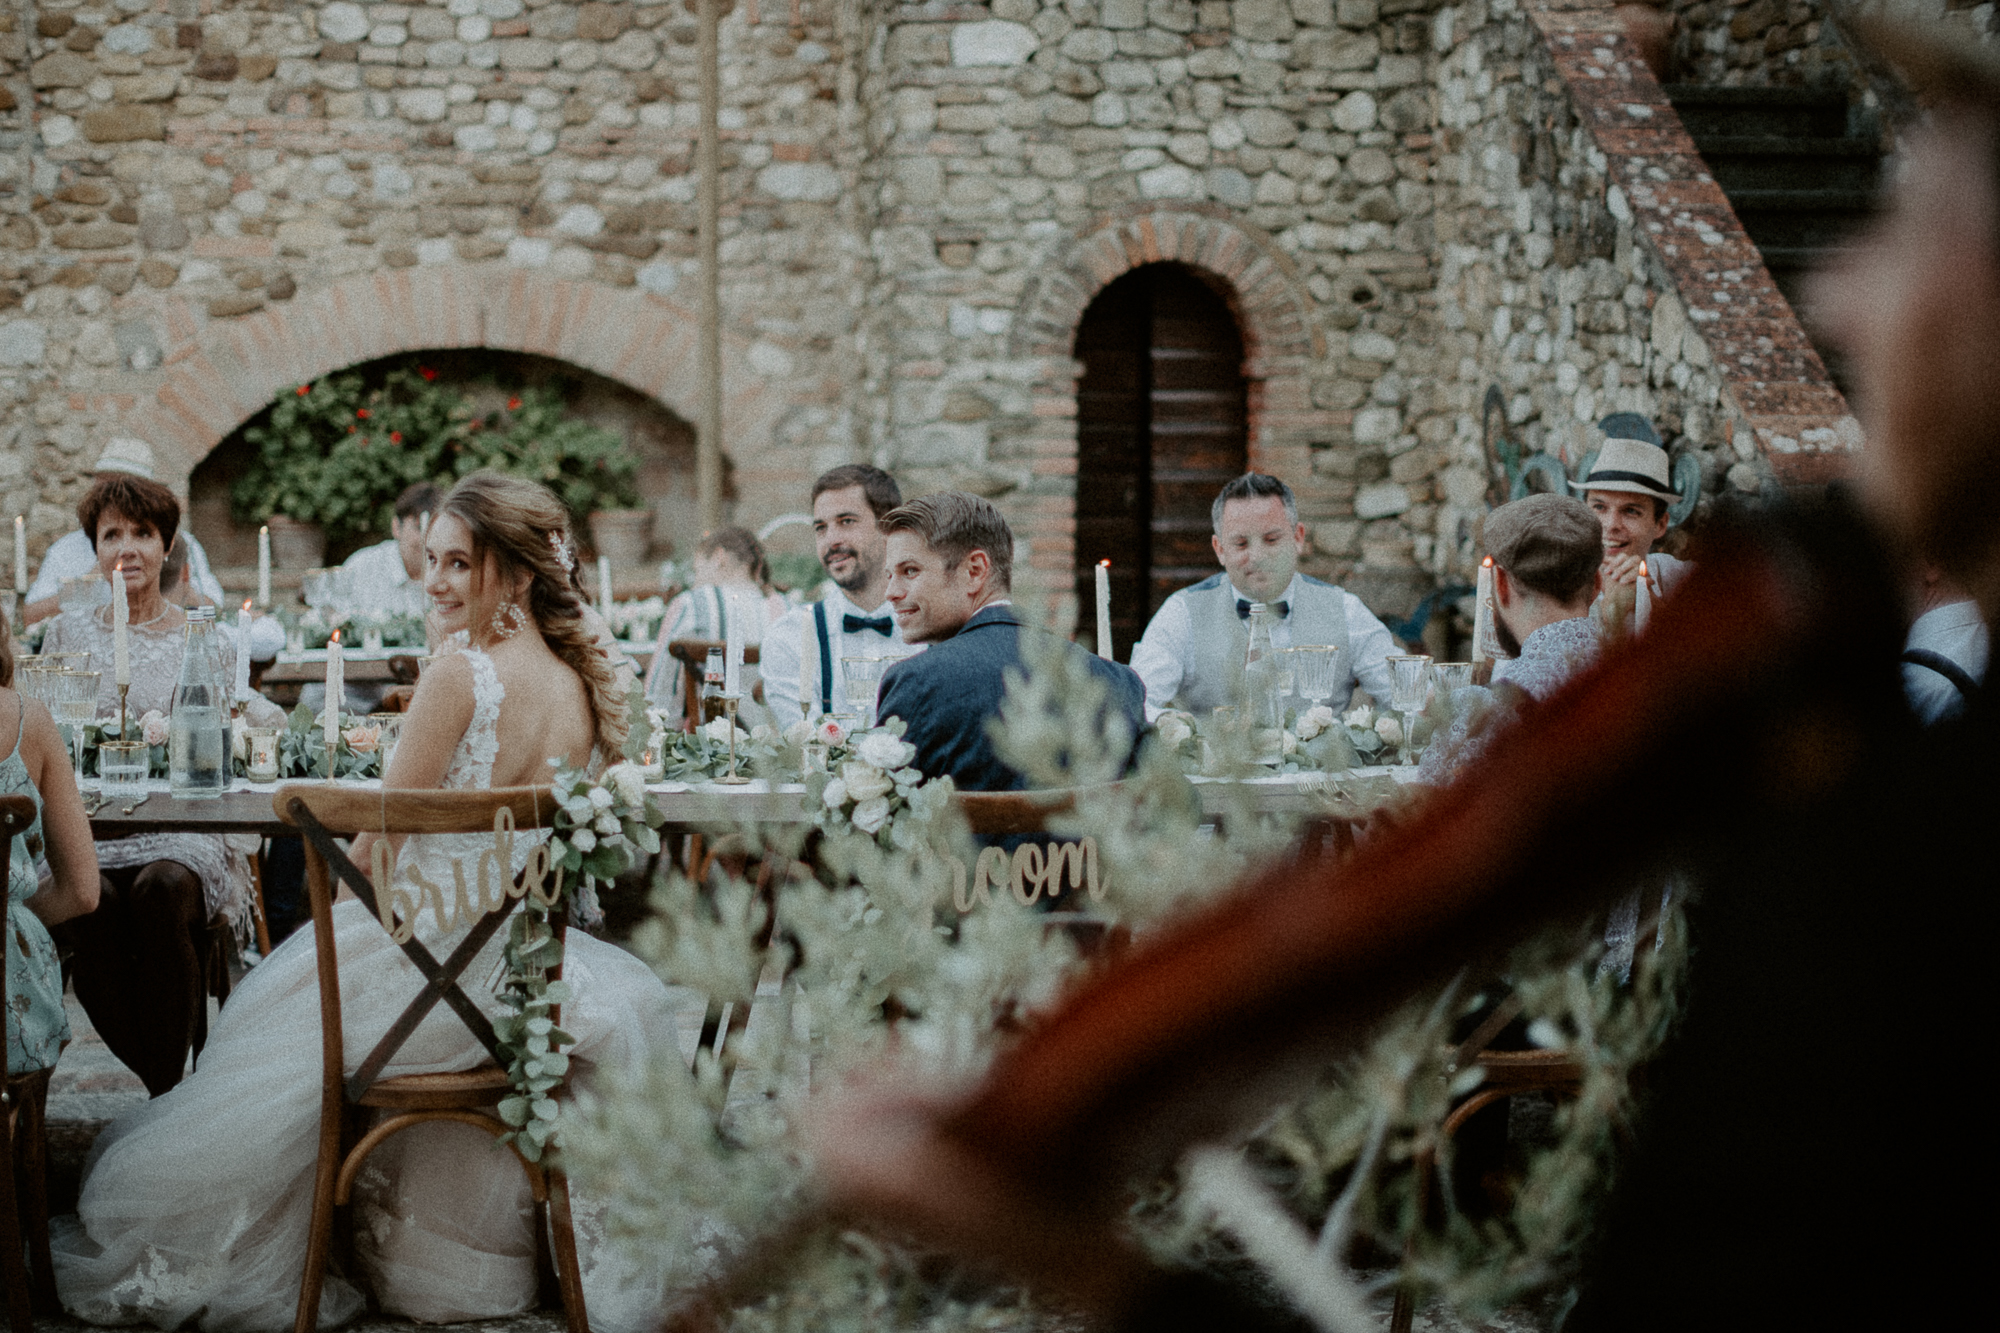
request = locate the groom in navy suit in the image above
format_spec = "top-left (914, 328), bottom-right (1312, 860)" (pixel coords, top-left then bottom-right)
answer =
top-left (875, 492), bottom-right (1145, 791)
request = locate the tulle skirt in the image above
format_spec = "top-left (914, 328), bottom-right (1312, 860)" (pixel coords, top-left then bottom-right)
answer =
top-left (53, 899), bottom-right (686, 1333)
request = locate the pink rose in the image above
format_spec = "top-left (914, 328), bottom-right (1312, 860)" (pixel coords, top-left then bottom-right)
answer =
top-left (343, 724), bottom-right (380, 755)
top-left (140, 710), bottom-right (169, 748)
top-left (816, 717), bottom-right (847, 747)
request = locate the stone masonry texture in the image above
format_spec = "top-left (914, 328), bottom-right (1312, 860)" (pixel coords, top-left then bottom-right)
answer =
top-left (0, 0), bottom-right (1882, 618)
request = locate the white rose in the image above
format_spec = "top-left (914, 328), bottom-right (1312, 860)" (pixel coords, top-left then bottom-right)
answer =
top-left (606, 762), bottom-right (647, 808)
top-left (594, 813), bottom-right (621, 836)
top-left (783, 718), bottom-right (813, 747)
top-left (570, 828), bottom-right (597, 853)
top-left (1281, 730), bottom-right (1298, 755)
top-left (850, 796), bottom-right (891, 834)
top-left (704, 718), bottom-right (747, 746)
top-left (141, 710), bottom-right (169, 747)
top-left (751, 723), bottom-right (778, 746)
top-left (1342, 705), bottom-right (1373, 729)
top-left (1375, 715), bottom-right (1403, 745)
top-left (855, 731), bottom-right (914, 771)
top-left (840, 760), bottom-right (894, 803)
top-left (230, 715), bottom-right (251, 761)
top-left (821, 777), bottom-right (849, 810)
top-left (1156, 713), bottom-right (1193, 748)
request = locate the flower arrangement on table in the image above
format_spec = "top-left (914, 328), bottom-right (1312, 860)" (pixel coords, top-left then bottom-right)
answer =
top-left (800, 718), bottom-right (938, 843)
top-left (1149, 699), bottom-right (1418, 775)
top-left (237, 703), bottom-right (386, 780)
top-left (494, 759), bottom-right (665, 1162)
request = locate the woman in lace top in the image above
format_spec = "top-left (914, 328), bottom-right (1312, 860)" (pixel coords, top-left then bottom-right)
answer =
top-left (41, 475), bottom-right (278, 1096)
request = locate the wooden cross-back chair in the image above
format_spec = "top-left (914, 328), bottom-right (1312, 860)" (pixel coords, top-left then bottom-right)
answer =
top-left (0, 795), bottom-right (56, 1332)
top-left (274, 784), bottom-right (587, 1333)
top-left (665, 640), bottom-right (761, 733)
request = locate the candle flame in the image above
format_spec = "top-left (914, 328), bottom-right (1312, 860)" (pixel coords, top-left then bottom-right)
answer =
top-left (1481, 556), bottom-right (1493, 567)
top-left (330, 629), bottom-right (340, 645)
top-left (1099, 559), bottom-right (1110, 568)
top-left (243, 598), bottom-right (254, 612)
top-left (114, 560), bottom-right (123, 573)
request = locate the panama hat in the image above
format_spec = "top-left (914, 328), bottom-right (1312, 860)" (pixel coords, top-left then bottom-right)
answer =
top-left (93, 436), bottom-right (156, 480)
top-left (1570, 436), bottom-right (1677, 500)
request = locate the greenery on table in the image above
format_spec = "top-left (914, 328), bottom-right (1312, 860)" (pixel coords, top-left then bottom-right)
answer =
top-left (230, 358), bottom-right (640, 553)
top-left (560, 617), bottom-right (1687, 1329)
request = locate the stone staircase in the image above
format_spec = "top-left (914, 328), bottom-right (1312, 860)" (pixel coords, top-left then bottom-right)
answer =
top-left (1665, 83), bottom-right (1883, 389)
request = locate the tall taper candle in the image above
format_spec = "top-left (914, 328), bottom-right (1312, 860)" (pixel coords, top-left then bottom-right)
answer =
top-left (1633, 561), bottom-right (1652, 635)
top-left (325, 630), bottom-right (343, 762)
top-left (597, 556), bottom-right (614, 618)
top-left (256, 525), bottom-right (271, 608)
top-left (1095, 559), bottom-right (1112, 659)
top-left (1473, 556), bottom-right (1497, 660)
top-left (723, 595), bottom-right (742, 697)
top-left (235, 600), bottom-right (253, 702)
top-left (112, 561), bottom-right (131, 686)
top-left (13, 515), bottom-right (25, 595)
top-left (799, 603), bottom-right (815, 718)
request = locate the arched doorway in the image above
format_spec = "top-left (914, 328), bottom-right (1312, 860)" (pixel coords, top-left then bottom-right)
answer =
top-left (1073, 263), bottom-right (1248, 658)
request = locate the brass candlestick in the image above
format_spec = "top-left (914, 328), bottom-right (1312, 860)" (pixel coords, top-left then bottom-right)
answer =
top-left (714, 695), bottom-right (750, 785)
top-left (117, 682), bottom-right (129, 742)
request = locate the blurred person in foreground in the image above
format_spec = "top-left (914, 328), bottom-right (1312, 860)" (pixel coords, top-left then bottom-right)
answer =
top-left (800, 10), bottom-right (1998, 1331)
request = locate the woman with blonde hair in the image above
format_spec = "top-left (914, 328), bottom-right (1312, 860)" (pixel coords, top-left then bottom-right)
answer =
top-left (56, 473), bottom-right (686, 1332)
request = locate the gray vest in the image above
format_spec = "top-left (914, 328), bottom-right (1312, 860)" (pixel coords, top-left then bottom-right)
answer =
top-left (1173, 574), bottom-right (1354, 715)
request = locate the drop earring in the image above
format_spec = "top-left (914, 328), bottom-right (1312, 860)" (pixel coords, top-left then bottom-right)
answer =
top-left (489, 600), bottom-right (528, 641)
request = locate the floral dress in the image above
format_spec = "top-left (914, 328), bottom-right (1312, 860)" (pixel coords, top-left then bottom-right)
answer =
top-left (4, 695), bottom-right (67, 1076)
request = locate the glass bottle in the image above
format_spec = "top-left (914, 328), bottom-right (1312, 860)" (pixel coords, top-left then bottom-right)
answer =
top-left (170, 607), bottom-right (228, 799)
top-left (1242, 603), bottom-right (1282, 731)
top-left (701, 647), bottom-right (726, 724)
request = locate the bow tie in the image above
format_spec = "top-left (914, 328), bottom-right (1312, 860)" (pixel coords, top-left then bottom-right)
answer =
top-left (844, 613), bottom-right (895, 637)
top-left (1237, 600), bottom-right (1290, 620)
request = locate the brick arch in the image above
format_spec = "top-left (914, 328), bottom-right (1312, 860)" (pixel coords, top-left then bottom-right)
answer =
top-left (117, 263), bottom-right (783, 497)
top-left (1003, 210), bottom-right (1328, 602)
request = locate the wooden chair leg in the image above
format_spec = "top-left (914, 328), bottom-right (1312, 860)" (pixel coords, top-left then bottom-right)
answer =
top-left (15, 1073), bottom-right (56, 1312)
top-left (545, 1169), bottom-right (590, 1333)
top-left (293, 1120), bottom-right (345, 1333)
top-left (248, 845), bottom-right (273, 958)
top-left (1, 1086), bottom-right (32, 1333)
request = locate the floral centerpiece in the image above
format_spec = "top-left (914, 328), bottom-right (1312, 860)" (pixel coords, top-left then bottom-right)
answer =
top-left (494, 759), bottom-right (665, 1162)
top-left (801, 719), bottom-right (934, 842)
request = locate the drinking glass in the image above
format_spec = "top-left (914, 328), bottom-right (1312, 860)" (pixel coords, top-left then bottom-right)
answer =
top-left (1285, 646), bottom-right (1342, 713)
top-left (54, 670), bottom-right (100, 787)
top-left (1386, 653), bottom-right (1432, 766)
top-left (245, 728), bottom-right (281, 783)
top-left (841, 656), bottom-right (889, 729)
top-left (367, 713), bottom-right (402, 774)
top-left (1432, 661), bottom-right (1474, 695)
top-left (99, 740), bottom-right (149, 799)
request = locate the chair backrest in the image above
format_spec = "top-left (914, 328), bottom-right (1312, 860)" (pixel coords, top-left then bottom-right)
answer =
top-left (0, 795), bottom-right (33, 1029)
top-left (273, 784), bottom-right (560, 1105)
top-left (667, 639), bottom-right (763, 732)
top-left (954, 789), bottom-right (1078, 837)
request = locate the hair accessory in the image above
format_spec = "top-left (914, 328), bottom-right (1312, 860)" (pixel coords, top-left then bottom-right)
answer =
top-left (489, 600), bottom-right (529, 641)
top-left (549, 530), bottom-right (577, 576)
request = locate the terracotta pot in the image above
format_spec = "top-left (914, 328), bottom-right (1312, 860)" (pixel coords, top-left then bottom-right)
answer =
top-left (588, 507), bottom-right (653, 571)
top-left (266, 514), bottom-right (325, 569)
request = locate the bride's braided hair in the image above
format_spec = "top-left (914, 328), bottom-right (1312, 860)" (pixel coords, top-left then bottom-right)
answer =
top-left (439, 472), bottom-right (629, 751)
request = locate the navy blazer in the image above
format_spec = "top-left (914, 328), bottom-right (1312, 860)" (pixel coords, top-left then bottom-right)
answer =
top-left (875, 603), bottom-right (1146, 792)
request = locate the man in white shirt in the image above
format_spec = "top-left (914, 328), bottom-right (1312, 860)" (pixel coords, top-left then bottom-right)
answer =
top-left (24, 436), bottom-right (224, 623)
top-left (331, 481), bottom-right (439, 620)
top-left (1903, 566), bottom-right (1989, 724)
top-left (1129, 472), bottom-right (1396, 720)
top-left (760, 465), bottom-right (924, 724)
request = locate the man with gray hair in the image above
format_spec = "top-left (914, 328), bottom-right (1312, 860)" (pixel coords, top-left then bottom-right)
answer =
top-left (1128, 472), bottom-right (1396, 719)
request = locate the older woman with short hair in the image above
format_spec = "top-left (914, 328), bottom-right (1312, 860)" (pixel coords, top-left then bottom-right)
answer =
top-left (42, 474), bottom-right (277, 1095)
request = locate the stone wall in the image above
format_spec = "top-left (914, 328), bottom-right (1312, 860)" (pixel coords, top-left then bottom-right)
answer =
top-left (0, 0), bottom-right (1853, 622)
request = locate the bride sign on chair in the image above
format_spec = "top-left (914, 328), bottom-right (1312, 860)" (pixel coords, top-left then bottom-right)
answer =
top-left (274, 783), bottom-right (586, 1333)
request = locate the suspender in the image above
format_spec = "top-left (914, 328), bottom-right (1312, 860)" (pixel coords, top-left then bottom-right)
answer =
top-left (813, 600), bottom-right (833, 713)
top-left (1902, 648), bottom-right (1981, 699)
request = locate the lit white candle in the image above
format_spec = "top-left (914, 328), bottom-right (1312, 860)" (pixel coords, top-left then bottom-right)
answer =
top-left (1095, 559), bottom-right (1112, 660)
top-left (1473, 556), bottom-right (1497, 660)
top-left (234, 600), bottom-right (253, 703)
top-left (256, 524), bottom-right (271, 609)
top-left (597, 555), bottom-right (614, 618)
top-left (1633, 561), bottom-right (1652, 635)
top-left (13, 515), bottom-right (25, 595)
top-left (325, 629), bottom-right (343, 759)
top-left (798, 603), bottom-right (816, 718)
top-left (112, 560), bottom-right (131, 686)
top-left (723, 593), bottom-right (742, 698)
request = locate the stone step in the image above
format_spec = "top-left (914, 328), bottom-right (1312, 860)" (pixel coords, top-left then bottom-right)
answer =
top-left (1664, 82), bottom-right (1850, 139)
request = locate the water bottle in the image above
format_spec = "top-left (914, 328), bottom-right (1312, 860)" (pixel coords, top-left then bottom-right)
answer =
top-left (170, 607), bottom-right (227, 799)
top-left (701, 647), bottom-right (725, 724)
top-left (1242, 603), bottom-right (1283, 762)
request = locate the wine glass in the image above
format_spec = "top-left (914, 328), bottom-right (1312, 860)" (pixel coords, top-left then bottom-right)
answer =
top-left (841, 656), bottom-right (889, 729)
top-left (1285, 646), bottom-right (1342, 716)
top-left (1432, 661), bottom-right (1474, 695)
top-left (1386, 653), bottom-right (1432, 766)
top-left (54, 670), bottom-right (101, 788)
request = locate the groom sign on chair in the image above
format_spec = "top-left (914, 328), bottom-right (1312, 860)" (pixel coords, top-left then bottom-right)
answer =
top-left (875, 493), bottom-right (1145, 793)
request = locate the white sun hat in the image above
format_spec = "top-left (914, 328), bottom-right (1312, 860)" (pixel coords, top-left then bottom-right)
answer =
top-left (93, 436), bottom-right (157, 481)
top-left (1569, 436), bottom-right (1676, 500)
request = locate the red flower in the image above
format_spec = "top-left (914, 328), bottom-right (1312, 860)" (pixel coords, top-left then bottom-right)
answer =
top-left (356, 408), bottom-right (370, 419)
top-left (296, 384), bottom-right (310, 396)
top-left (418, 366), bottom-right (438, 381)
top-left (507, 397), bottom-right (521, 411)
top-left (389, 431), bottom-right (403, 444)
top-left (347, 424), bottom-right (357, 433)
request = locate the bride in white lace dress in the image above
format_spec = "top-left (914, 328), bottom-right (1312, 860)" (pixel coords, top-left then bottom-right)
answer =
top-left (55, 474), bottom-right (688, 1332)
